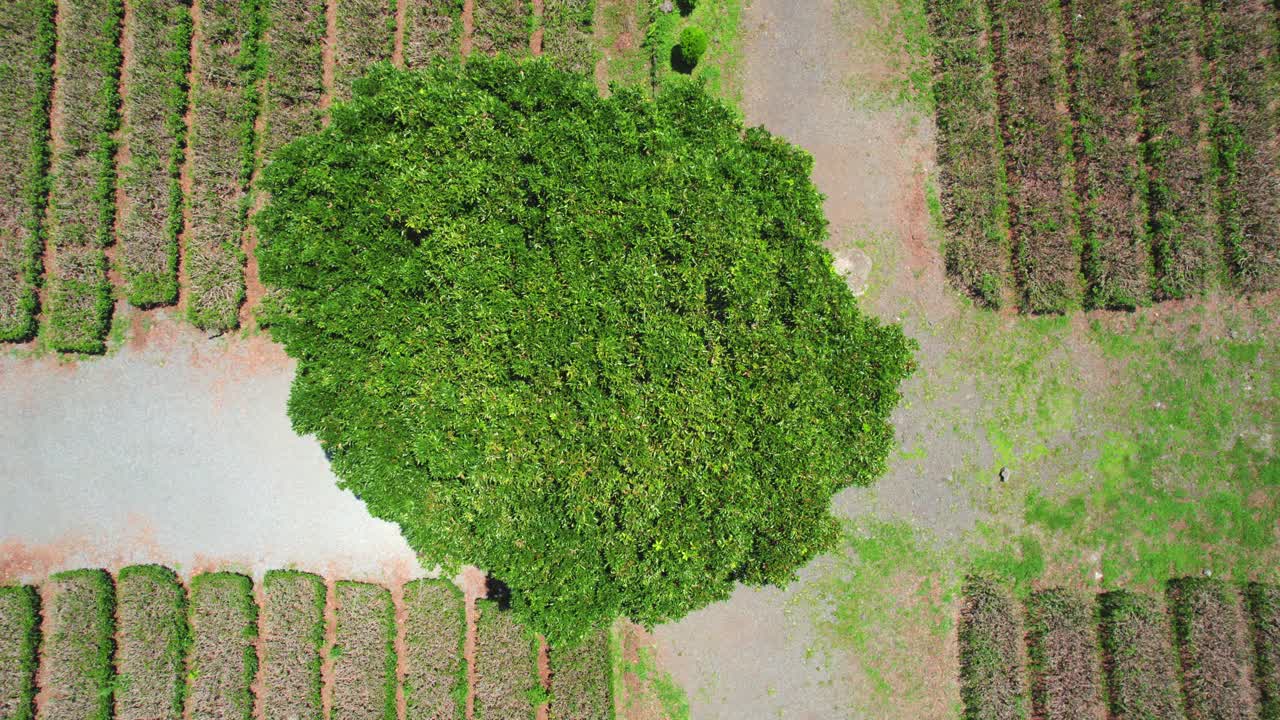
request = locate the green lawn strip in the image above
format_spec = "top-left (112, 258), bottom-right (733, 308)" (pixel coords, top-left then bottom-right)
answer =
top-left (958, 576), bottom-right (1027, 720)
top-left (0, 586), bottom-right (40, 720)
top-left (187, 0), bottom-right (260, 331)
top-left (402, 579), bottom-right (465, 720)
top-left (117, 0), bottom-right (191, 308)
top-left (472, 0), bottom-right (533, 56)
top-left (1069, 0), bottom-right (1150, 310)
top-left (261, 570), bottom-right (325, 720)
top-left (1167, 577), bottom-right (1254, 720)
top-left (187, 572), bottom-right (257, 720)
top-left (1135, 0), bottom-right (1215, 300)
top-left (260, 0), bottom-right (325, 161)
top-left (402, 0), bottom-right (463, 68)
top-left (114, 565), bottom-right (189, 720)
top-left (843, 0), bottom-right (933, 114)
top-left (989, 0), bottom-right (1081, 313)
top-left (44, 0), bottom-right (123, 352)
top-left (334, 0), bottom-right (396, 101)
top-left (0, 0), bottom-right (55, 342)
top-left (644, 0), bottom-right (743, 103)
top-left (1099, 590), bottom-right (1185, 720)
top-left (331, 582), bottom-right (396, 720)
top-left (1024, 589), bottom-right (1103, 720)
top-left (36, 569), bottom-right (116, 720)
top-left (541, 0), bottom-right (596, 75)
top-left (926, 0), bottom-right (1011, 308)
top-left (1245, 583), bottom-right (1280, 720)
top-left (473, 599), bottom-right (538, 720)
top-left (547, 627), bottom-right (612, 720)
top-left (1205, 0), bottom-right (1280, 291)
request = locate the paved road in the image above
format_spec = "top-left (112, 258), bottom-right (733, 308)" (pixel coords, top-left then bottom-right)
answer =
top-left (0, 312), bottom-right (422, 584)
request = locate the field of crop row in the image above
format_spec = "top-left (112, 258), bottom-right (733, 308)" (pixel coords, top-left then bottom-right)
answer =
top-left (0, 566), bottom-right (613, 720)
top-left (930, 0), bottom-right (1280, 312)
top-left (0, 0), bottom-right (600, 351)
top-left (959, 576), bottom-right (1280, 720)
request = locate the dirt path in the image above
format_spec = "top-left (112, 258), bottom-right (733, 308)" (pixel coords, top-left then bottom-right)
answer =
top-left (530, 0), bottom-right (543, 55)
top-left (392, 0), bottom-right (407, 66)
top-left (321, 0), bottom-right (338, 111)
top-left (320, 576), bottom-right (338, 720)
top-left (460, 0), bottom-right (474, 57)
top-left (459, 566), bottom-right (486, 720)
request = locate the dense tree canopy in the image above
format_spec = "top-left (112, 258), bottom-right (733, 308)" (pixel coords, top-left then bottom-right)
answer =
top-left (256, 58), bottom-right (915, 640)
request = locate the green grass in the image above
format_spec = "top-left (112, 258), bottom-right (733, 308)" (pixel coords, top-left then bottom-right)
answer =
top-left (838, 0), bottom-right (933, 114)
top-left (598, 0), bottom-right (648, 90)
top-left (645, 0), bottom-right (744, 104)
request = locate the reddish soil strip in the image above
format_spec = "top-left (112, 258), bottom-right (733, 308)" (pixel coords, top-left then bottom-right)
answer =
top-left (530, 0), bottom-right (543, 55)
top-left (393, 0), bottom-right (408, 66)
top-left (1025, 588), bottom-right (1105, 720)
top-left (536, 635), bottom-right (551, 720)
top-left (252, 580), bottom-right (267, 720)
top-left (176, 0), bottom-right (200, 313)
top-left (957, 577), bottom-right (1026, 720)
top-left (1099, 590), bottom-right (1184, 720)
top-left (321, 577), bottom-right (338, 720)
top-left (322, 0), bottom-right (338, 112)
top-left (461, 0), bottom-right (474, 57)
top-left (390, 582), bottom-right (408, 720)
top-left (1167, 578), bottom-right (1255, 720)
top-left (460, 566), bottom-right (487, 720)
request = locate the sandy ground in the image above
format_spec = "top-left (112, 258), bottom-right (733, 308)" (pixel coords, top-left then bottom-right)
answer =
top-left (0, 310), bottom-right (423, 585)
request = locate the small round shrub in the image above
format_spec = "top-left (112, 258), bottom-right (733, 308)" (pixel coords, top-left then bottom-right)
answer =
top-left (256, 58), bottom-right (915, 641)
top-left (678, 25), bottom-right (708, 67)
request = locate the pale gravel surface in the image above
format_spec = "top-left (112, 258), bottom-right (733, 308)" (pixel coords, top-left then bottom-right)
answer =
top-left (0, 309), bottom-right (423, 584)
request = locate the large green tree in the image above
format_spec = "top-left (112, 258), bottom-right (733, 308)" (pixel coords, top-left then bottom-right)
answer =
top-left (256, 58), bottom-right (915, 640)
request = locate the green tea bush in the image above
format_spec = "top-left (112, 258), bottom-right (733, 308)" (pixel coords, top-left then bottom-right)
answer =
top-left (257, 58), bottom-right (915, 641)
top-left (678, 25), bottom-right (707, 66)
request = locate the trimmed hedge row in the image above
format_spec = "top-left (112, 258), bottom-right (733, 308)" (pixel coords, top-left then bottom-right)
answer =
top-left (0, 0), bottom-right (56, 342)
top-left (402, 579), bottom-right (465, 720)
top-left (927, 0), bottom-right (1010, 308)
top-left (334, 0), bottom-right (396, 101)
top-left (402, 0), bottom-right (463, 68)
top-left (1205, 0), bottom-right (1280, 291)
top-left (44, 0), bottom-right (123, 352)
top-left (331, 582), bottom-right (396, 720)
top-left (261, 570), bottom-right (325, 720)
top-left (1099, 590), bottom-right (1184, 720)
top-left (0, 586), bottom-right (40, 720)
top-left (989, 0), bottom-right (1080, 313)
top-left (114, 565), bottom-right (189, 720)
top-left (1069, 0), bottom-right (1150, 310)
top-left (187, 572), bottom-right (257, 720)
top-left (117, 0), bottom-right (192, 308)
top-left (540, 0), bottom-right (596, 75)
top-left (472, 0), bottom-right (532, 56)
top-left (473, 600), bottom-right (538, 720)
top-left (1167, 578), bottom-right (1254, 720)
top-left (187, 0), bottom-right (260, 330)
top-left (1024, 589), bottom-right (1102, 720)
top-left (958, 576), bottom-right (1026, 720)
top-left (1136, 0), bottom-right (1214, 300)
top-left (547, 628), bottom-right (612, 720)
top-left (36, 569), bottom-right (116, 720)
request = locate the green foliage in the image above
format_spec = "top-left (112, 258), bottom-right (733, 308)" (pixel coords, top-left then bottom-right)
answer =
top-left (256, 58), bottom-right (914, 641)
top-left (0, 0), bottom-right (56, 341)
top-left (0, 585), bottom-right (41, 720)
top-left (677, 25), bottom-right (707, 66)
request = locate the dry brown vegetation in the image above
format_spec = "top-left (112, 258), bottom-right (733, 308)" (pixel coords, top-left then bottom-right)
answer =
top-left (957, 577), bottom-right (1026, 720)
top-left (473, 599), bottom-right (537, 720)
top-left (36, 570), bottom-right (115, 720)
top-left (402, 0), bottom-right (463, 68)
top-left (334, 0), bottom-right (396, 100)
top-left (1168, 578), bottom-right (1255, 720)
top-left (259, 0), bottom-right (326, 160)
top-left (332, 582), bottom-right (395, 720)
top-left (402, 579), bottom-right (464, 720)
top-left (114, 565), bottom-right (188, 720)
top-left (187, 572), bottom-right (257, 720)
top-left (1247, 583), bottom-right (1280, 720)
top-left (547, 627), bottom-right (611, 720)
top-left (1025, 588), bottom-right (1103, 720)
top-left (472, 0), bottom-right (531, 56)
top-left (1099, 590), bottom-right (1185, 720)
top-left (261, 570), bottom-right (325, 720)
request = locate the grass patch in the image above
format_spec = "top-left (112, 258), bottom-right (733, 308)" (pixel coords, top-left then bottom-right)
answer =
top-left (0, 585), bottom-right (40, 720)
top-left (115, 565), bottom-right (189, 720)
top-left (261, 570), bottom-right (325, 720)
